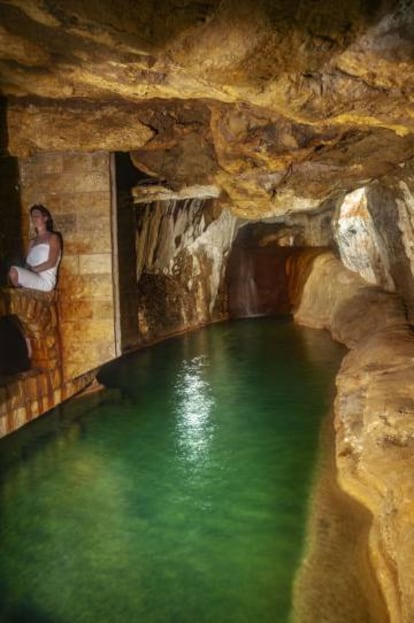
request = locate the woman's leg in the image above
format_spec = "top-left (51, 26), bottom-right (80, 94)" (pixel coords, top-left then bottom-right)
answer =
top-left (8, 266), bottom-right (53, 291)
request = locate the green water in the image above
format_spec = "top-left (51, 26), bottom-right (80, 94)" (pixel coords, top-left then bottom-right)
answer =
top-left (0, 318), bottom-right (344, 623)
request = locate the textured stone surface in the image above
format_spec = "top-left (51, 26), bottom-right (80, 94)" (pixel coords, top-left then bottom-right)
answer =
top-left (292, 418), bottom-right (388, 623)
top-left (329, 168), bottom-right (414, 323)
top-left (135, 198), bottom-right (237, 342)
top-left (334, 187), bottom-right (395, 290)
top-left (0, 287), bottom-right (95, 437)
top-left (1, 0), bottom-right (414, 217)
top-left (293, 251), bottom-right (414, 623)
top-left (18, 151), bottom-right (117, 380)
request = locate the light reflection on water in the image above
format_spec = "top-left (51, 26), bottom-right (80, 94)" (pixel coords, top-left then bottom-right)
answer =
top-left (174, 355), bottom-right (215, 468)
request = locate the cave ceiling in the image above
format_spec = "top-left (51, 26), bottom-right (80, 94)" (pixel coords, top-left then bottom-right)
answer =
top-left (1, 0), bottom-right (414, 217)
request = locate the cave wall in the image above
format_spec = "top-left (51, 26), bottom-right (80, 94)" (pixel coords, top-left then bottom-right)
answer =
top-left (18, 151), bottom-right (117, 379)
top-left (290, 250), bottom-right (414, 623)
top-left (334, 187), bottom-right (395, 289)
top-left (135, 197), bottom-right (237, 342)
top-left (333, 169), bottom-right (414, 323)
top-left (368, 178), bottom-right (414, 321)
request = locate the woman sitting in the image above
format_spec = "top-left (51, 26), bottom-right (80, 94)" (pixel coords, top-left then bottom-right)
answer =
top-left (8, 204), bottom-right (62, 292)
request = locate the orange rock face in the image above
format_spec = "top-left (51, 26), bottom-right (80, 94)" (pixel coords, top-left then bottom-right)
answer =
top-left (1, 0), bottom-right (414, 216)
top-left (294, 251), bottom-right (414, 623)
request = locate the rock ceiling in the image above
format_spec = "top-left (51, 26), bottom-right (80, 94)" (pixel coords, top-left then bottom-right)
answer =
top-left (1, 0), bottom-right (414, 216)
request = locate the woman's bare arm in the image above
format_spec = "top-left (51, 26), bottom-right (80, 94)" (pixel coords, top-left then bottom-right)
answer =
top-left (24, 239), bottom-right (35, 268)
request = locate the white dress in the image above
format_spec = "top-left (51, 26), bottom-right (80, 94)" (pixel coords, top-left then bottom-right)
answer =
top-left (13, 243), bottom-right (60, 292)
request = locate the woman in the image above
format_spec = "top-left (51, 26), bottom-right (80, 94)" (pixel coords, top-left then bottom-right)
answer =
top-left (8, 204), bottom-right (61, 292)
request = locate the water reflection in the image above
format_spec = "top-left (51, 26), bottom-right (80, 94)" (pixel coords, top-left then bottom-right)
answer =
top-left (0, 319), bottom-right (347, 623)
top-left (174, 355), bottom-right (215, 468)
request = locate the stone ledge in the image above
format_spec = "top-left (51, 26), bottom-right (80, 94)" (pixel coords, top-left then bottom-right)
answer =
top-left (0, 368), bottom-right (96, 438)
top-left (0, 286), bottom-right (57, 310)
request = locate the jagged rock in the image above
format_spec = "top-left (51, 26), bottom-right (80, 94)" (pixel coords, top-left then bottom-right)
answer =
top-left (1, 0), bottom-right (414, 216)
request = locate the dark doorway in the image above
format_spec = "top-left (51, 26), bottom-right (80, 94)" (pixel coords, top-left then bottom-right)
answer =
top-left (114, 152), bottom-right (148, 352)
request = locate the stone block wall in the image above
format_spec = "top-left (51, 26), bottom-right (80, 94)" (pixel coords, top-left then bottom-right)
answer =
top-left (18, 151), bottom-right (117, 380)
top-left (0, 288), bottom-right (94, 437)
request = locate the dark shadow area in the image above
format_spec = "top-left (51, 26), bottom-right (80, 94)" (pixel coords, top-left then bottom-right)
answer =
top-left (115, 152), bottom-right (147, 352)
top-left (226, 224), bottom-right (328, 318)
top-left (0, 96), bottom-right (9, 155)
top-left (0, 602), bottom-right (59, 623)
top-left (116, 150), bottom-right (148, 189)
top-left (0, 315), bottom-right (31, 381)
top-left (227, 225), bottom-right (293, 318)
top-left (0, 96), bottom-right (24, 286)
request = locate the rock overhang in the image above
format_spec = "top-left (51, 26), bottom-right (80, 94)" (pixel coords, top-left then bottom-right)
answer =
top-left (1, 0), bottom-right (413, 217)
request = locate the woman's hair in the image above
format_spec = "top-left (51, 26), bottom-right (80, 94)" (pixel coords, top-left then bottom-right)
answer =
top-left (30, 204), bottom-right (54, 232)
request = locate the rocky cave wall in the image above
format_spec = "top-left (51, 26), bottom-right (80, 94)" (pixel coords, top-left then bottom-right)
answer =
top-left (130, 169), bottom-right (414, 349)
top-left (290, 250), bottom-right (414, 623)
top-left (334, 172), bottom-right (414, 322)
top-left (134, 196), bottom-right (237, 342)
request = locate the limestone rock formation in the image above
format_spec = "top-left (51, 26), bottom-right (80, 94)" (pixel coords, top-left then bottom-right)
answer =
top-left (293, 251), bottom-right (414, 623)
top-left (134, 197), bottom-right (236, 341)
top-left (1, 0), bottom-right (414, 217)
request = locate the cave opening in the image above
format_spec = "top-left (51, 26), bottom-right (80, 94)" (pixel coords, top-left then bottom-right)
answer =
top-left (226, 223), bottom-right (331, 319)
top-left (112, 149), bottom-right (345, 349)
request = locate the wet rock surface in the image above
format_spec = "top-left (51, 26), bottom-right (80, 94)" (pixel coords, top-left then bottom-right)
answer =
top-left (294, 251), bottom-right (414, 623)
